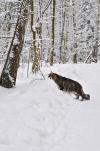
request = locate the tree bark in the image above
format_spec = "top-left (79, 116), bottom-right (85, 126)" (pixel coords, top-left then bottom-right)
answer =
top-left (0, 0), bottom-right (29, 88)
top-left (72, 0), bottom-right (77, 63)
top-left (50, 0), bottom-right (55, 65)
top-left (30, 0), bottom-right (41, 73)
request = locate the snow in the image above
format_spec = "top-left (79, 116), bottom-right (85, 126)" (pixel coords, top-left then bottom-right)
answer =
top-left (0, 63), bottom-right (100, 151)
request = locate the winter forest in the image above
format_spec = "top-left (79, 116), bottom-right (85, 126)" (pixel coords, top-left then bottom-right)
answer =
top-left (0, 0), bottom-right (100, 87)
top-left (0, 0), bottom-right (100, 151)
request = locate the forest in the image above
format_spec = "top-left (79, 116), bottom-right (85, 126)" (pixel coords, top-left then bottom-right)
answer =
top-left (0, 0), bottom-right (100, 88)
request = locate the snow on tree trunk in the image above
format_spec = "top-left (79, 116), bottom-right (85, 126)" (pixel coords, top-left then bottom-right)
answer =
top-left (0, 0), bottom-right (29, 88)
top-left (32, 25), bottom-right (41, 73)
top-left (30, 0), bottom-right (41, 73)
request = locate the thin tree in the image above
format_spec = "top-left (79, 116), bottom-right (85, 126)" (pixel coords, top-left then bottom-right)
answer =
top-left (72, 0), bottom-right (77, 63)
top-left (59, 1), bottom-right (66, 63)
top-left (50, 0), bottom-right (55, 65)
top-left (31, 0), bottom-right (52, 71)
top-left (91, 0), bottom-right (100, 63)
top-left (30, 0), bottom-right (41, 73)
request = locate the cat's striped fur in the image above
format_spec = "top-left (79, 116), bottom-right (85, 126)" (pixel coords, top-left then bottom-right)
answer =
top-left (48, 72), bottom-right (90, 101)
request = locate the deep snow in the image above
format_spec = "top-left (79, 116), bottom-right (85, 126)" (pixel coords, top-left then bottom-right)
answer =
top-left (0, 63), bottom-right (100, 151)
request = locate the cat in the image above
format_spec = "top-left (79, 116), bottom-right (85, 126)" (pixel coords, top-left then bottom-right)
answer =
top-left (48, 72), bottom-right (90, 101)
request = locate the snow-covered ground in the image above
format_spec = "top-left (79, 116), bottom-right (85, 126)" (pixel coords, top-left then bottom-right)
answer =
top-left (0, 63), bottom-right (100, 151)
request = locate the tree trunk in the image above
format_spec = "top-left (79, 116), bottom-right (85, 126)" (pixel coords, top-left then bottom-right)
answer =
top-left (72, 0), bottom-right (77, 63)
top-left (92, 0), bottom-right (100, 63)
top-left (59, 2), bottom-right (66, 64)
top-left (0, 0), bottom-right (29, 88)
top-left (30, 0), bottom-right (41, 73)
top-left (50, 0), bottom-right (55, 65)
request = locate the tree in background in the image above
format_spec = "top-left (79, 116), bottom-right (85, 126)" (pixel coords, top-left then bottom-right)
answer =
top-left (31, 0), bottom-right (41, 73)
top-left (50, 0), bottom-right (55, 65)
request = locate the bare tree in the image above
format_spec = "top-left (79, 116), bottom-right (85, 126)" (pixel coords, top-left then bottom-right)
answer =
top-left (0, 0), bottom-right (29, 88)
top-left (50, 0), bottom-right (56, 65)
top-left (72, 0), bottom-right (77, 63)
top-left (59, 1), bottom-right (66, 63)
top-left (30, 0), bottom-right (41, 73)
top-left (91, 0), bottom-right (100, 63)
